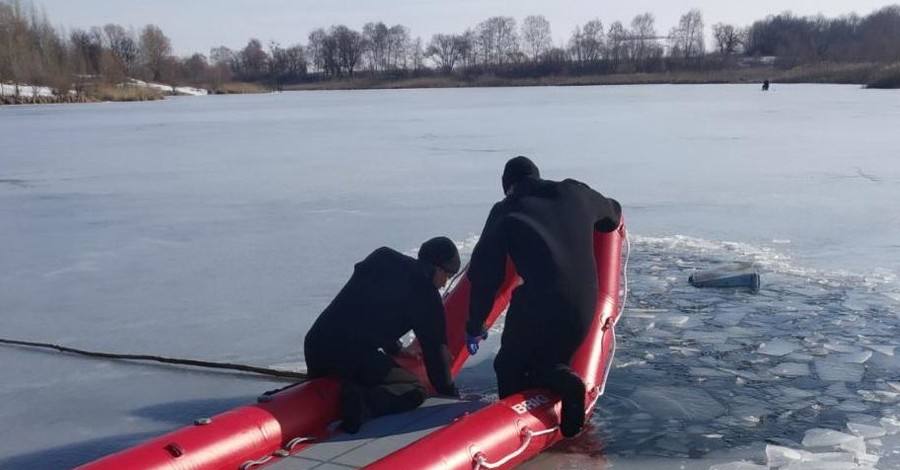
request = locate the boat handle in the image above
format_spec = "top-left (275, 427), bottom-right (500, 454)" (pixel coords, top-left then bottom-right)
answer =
top-left (473, 426), bottom-right (559, 469)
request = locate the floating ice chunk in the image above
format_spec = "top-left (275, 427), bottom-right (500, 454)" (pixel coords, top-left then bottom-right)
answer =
top-left (711, 310), bottom-right (747, 327)
top-left (684, 330), bottom-right (730, 344)
top-left (832, 351), bottom-right (873, 364)
top-left (628, 386), bottom-right (725, 421)
top-left (786, 352), bottom-right (815, 362)
top-left (720, 368), bottom-right (765, 381)
top-left (769, 362), bottom-right (810, 377)
top-left (882, 417), bottom-right (900, 435)
top-left (824, 343), bottom-right (863, 354)
top-left (826, 382), bottom-right (856, 399)
top-left (857, 452), bottom-right (880, 467)
top-left (815, 360), bottom-right (864, 382)
top-left (670, 346), bottom-right (702, 356)
top-left (661, 314), bottom-right (692, 327)
top-left (778, 386), bottom-right (817, 399)
top-left (766, 444), bottom-right (803, 467)
top-left (714, 343), bottom-right (745, 353)
top-left (802, 428), bottom-right (859, 448)
top-left (708, 462), bottom-right (767, 470)
top-left (847, 422), bottom-right (886, 438)
top-left (857, 389), bottom-right (900, 404)
top-left (781, 461), bottom-right (858, 470)
top-left (690, 367), bottom-right (733, 378)
top-left (837, 401), bottom-right (869, 412)
top-left (758, 339), bottom-right (800, 356)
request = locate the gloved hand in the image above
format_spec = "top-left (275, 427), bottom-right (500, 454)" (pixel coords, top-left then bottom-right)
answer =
top-left (466, 330), bottom-right (489, 355)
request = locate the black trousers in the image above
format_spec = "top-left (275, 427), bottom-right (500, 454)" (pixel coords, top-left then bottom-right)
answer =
top-left (306, 342), bottom-right (426, 418)
top-left (494, 287), bottom-right (591, 398)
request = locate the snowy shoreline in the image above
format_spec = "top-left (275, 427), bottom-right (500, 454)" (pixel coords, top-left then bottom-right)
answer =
top-left (1, 79), bottom-right (208, 105)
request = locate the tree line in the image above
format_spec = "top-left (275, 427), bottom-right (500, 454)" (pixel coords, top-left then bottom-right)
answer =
top-left (2, 0), bottom-right (900, 95)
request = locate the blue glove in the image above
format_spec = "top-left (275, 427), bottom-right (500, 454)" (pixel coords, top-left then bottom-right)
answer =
top-left (466, 330), bottom-right (489, 355)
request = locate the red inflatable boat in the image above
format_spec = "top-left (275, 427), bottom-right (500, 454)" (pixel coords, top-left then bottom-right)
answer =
top-left (80, 222), bottom-right (625, 470)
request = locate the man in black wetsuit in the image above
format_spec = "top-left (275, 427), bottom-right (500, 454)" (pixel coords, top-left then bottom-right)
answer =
top-left (465, 156), bottom-right (621, 438)
top-left (304, 237), bottom-right (461, 433)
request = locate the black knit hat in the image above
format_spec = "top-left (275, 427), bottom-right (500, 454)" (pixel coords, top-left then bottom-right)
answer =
top-left (502, 156), bottom-right (540, 193)
top-left (418, 237), bottom-right (461, 274)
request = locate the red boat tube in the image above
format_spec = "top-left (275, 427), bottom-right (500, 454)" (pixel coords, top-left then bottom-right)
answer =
top-left (368, 223), bottom-right (626, 470)
top-left (78, 260), bottom-right (520, 470)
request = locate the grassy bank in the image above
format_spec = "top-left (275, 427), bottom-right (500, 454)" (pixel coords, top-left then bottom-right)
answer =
top-left (284, 62), bottom-right (900, 91)
top-left (210, 82), bottom-right (270, 94)
top-left (5, 62), bottom-right (897, 106)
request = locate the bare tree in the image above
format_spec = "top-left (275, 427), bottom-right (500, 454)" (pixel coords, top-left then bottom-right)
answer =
top-left (103, 24), bottom-right (138, 74)
top-left (569, 19), bottom-right (604, 63)
top-left (410, 36), bottom-right (425, 71)
top-left (70, 27), bottom-right (102, 76)
top-left (521, 15), bottom-right (552, 61)
top-left (139, 24), bottom-right (172, 81)
top-left (238, 38), bottom-right (267, 80)
top-left (332, 25), bottom-right (363, 77)
top-left (307, 28), bottom-right (326, 74)
top-left (712, 23), bottom-right (744, 57)
top-left (362, 21), bottom-right (388, 73)
top-left (457, 29), bottom-right (477, 68)
top-left (630, 13), bottom-right (659, 62)
top-left (387, 24), bottom-right (410, 71)
top-left (606, 21), bottom-right (629, 65)
top-left (477, 16), bottom-right (518, 66)
top-left (669, 9), bottom-right (705, 59)
top-left (181, 53), bottom-right (208, 85)
top-left (426, 33), bottom-right (461, 73)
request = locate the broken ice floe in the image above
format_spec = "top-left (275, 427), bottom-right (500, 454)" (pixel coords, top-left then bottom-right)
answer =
top-left (593, 237), bottom-right (900, 467)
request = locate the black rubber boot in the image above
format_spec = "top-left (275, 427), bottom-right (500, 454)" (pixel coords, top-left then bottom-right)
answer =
top-left (549, 368), bottom-right (586, 438)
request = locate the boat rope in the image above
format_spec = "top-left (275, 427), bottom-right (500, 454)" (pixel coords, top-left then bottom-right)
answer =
top-left (240, 436), bottom-right (316, 469)
top-left (472, 426), bottom-right (559, 469)
top-left (618, 228), bottom-right (631, 325)
top-left (442, 264), bottom-right (467, 301)
top-left (0, 338), bottom-right (307, 380)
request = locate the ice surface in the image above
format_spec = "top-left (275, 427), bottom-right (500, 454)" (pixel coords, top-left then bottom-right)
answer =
top-left (4, 84), bottom-right (900, 469)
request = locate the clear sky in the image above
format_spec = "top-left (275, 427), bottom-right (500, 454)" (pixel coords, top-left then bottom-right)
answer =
top-left (30, 0), bottom-right (897, 55)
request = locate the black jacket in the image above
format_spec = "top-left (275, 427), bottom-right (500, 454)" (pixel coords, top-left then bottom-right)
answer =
top-left (466, 177), bottom-right (621, 336)
top-left (305, 247), bottom-right (455, 395)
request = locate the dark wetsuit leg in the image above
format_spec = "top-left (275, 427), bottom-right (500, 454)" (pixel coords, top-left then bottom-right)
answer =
top-left (494, 288), bottom-right (590, 397)
top-left (307, 339), bottom-right (426, 419)
top-left (351, 350), bottom-right (426, 417)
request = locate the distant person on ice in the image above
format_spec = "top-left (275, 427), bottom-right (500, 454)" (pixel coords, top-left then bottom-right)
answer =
top-left (465, 156), bottom-right (621, 438)
top-left (762, 79), bottom-right (770, 91)
top-left (304, 237), bottom-right (461, 433)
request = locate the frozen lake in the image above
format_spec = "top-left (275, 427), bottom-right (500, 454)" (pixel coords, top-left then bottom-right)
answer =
top-left (1, 84), bottom-right (899, 469)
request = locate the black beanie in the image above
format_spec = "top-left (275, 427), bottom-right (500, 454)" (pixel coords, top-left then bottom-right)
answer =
top-left (502, 156), bottom-right (540, 194)
top-left (418, 237), bottom-right (461, 274)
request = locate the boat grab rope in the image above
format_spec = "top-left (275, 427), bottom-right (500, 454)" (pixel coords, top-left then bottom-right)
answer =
top-left (472, 426), bottom-right (559, 470)
top-left (239, 437), bottom-right (316, 469)
top-left (441, 265), bottom-right (467, 301)
top-left (0, 338), bottom-right (307, 380)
